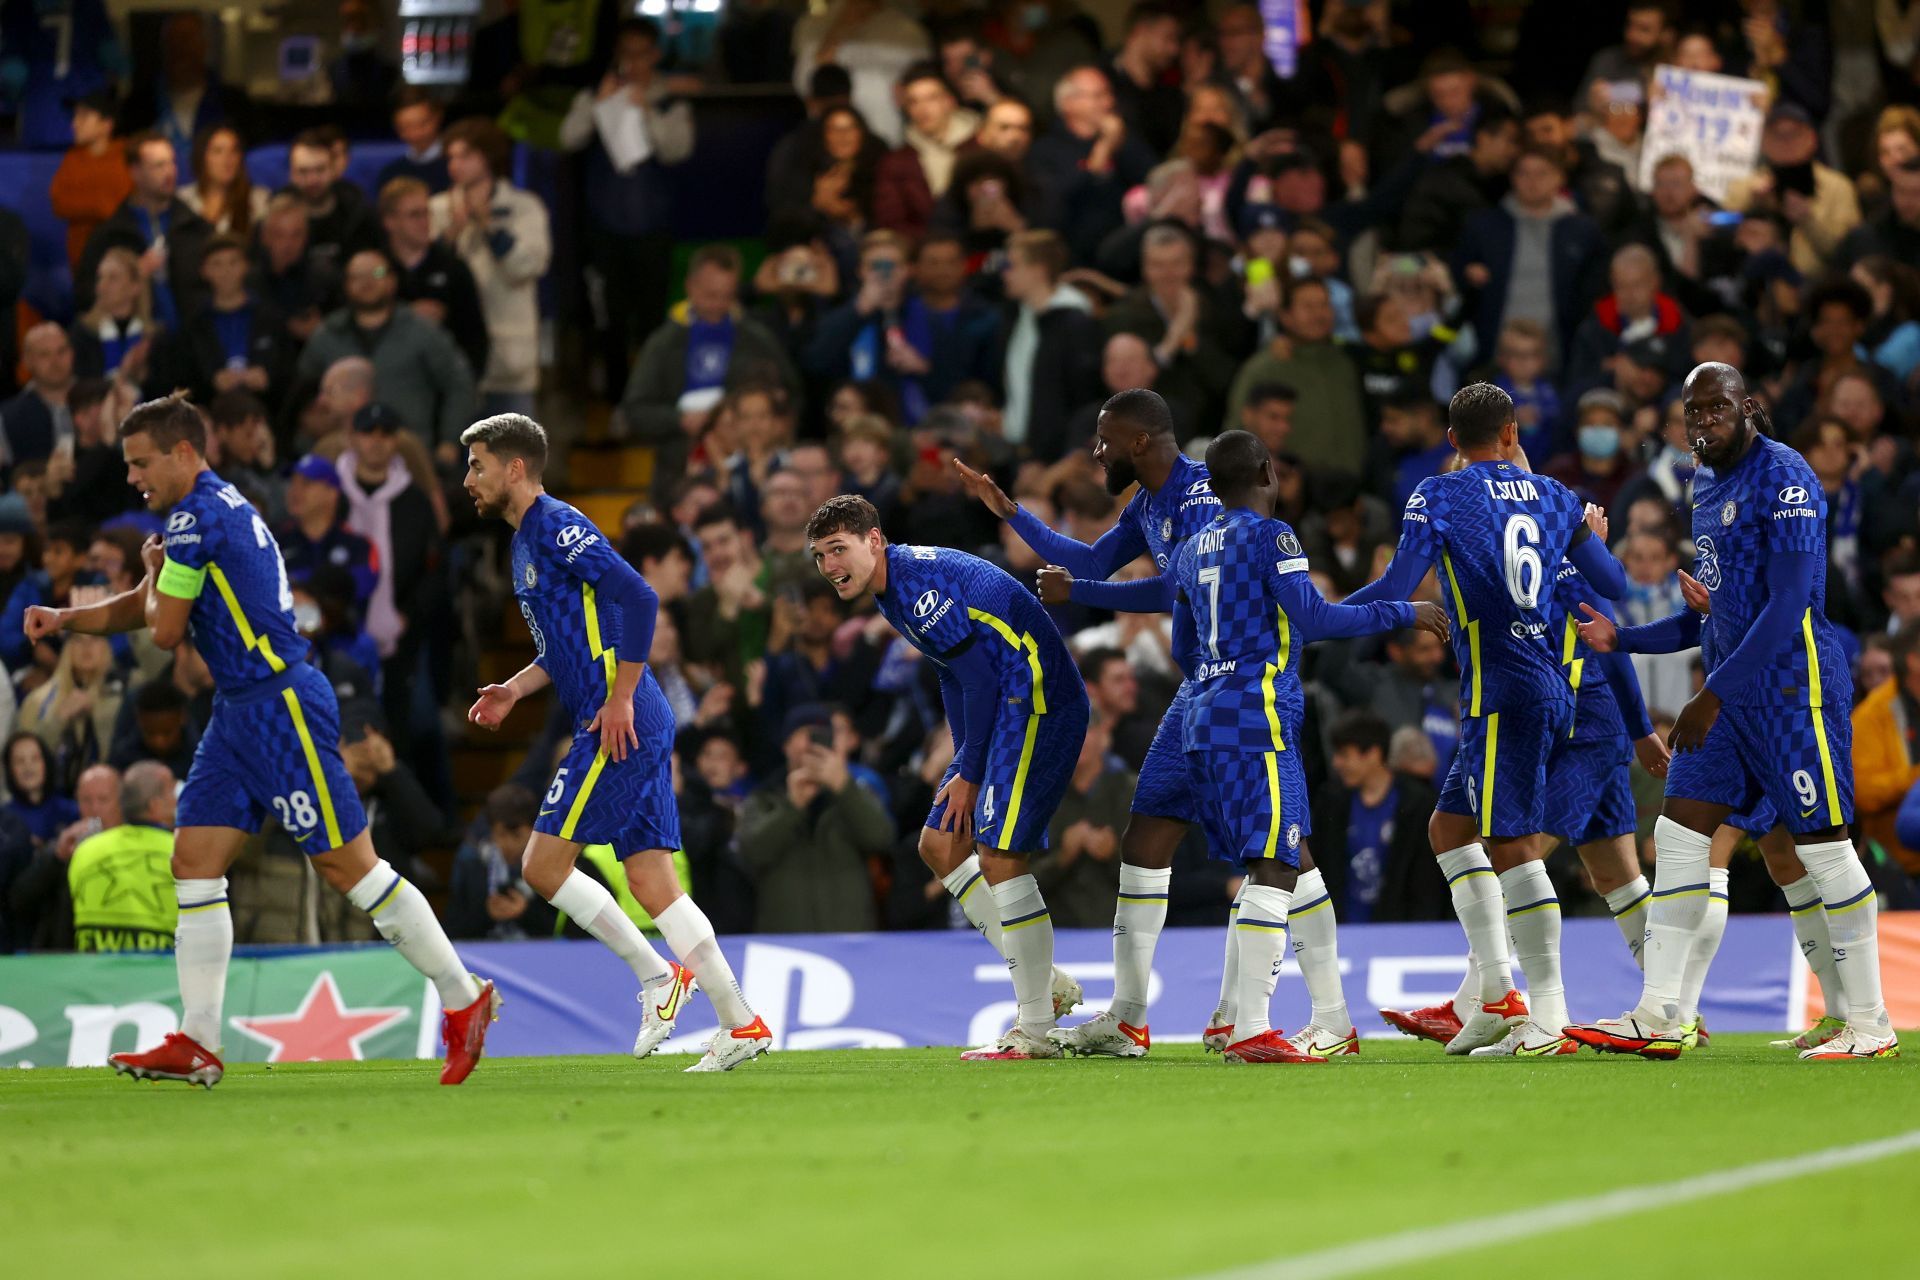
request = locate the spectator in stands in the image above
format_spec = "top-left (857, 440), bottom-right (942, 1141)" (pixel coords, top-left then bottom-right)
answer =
top-left (117, 11), bottom-right (248, 163)
top-left (1519, 98), bottom-right (1636, 244)
top-left (1578, 2), bottom-right (1675, 104)
top-left (620, 522), bottom-right (696, 606)
top-left (285, 129), bottom-right (377, 277)
top-left (1312, 709), bottom-right (1447, 923)
top-left (1, 520), bottom-right (87, 672)
top-left (337, 721), bottom-right (445, 890)
top-left (686, 503), bottom-right (771, 689)
top-left (1839, 157), bottom-right (1920, 270)
top-left (1033, 710), bottom-right (1134, 928)
top-left (1545, 389), bottom-right (1642, 512)
top-left (1106, 224), bottom-right (1246, 434)
top-left (17, 633), bottom-right (122, 787)
top-left (294, 570), bottom-right (382, 694)
top-left (807, 231), bottom-right (998, 425)
top-left (1063, 331), bottom-right (1168, 450)
top-left (66, 761), bottom-right (176, 953)
top-left (1237, 380), bottom-right (1296, 457)
top-left (1000, 229), bottom-right (1102, 462)
top-left (0, 497), bottom-right (32, 610)
top-left (933, 16), bottom-right (1009, 114)
top-left (1454, 143), bottom-right (1607, 371)
top-left (104, 681), bottom-right (195, 777)
top-left (1104, 2), bottom-right (1184, 157)
top-left (1357, 625), bottom-right (1460, 781)
top-left (42, 380), bottom-right (133, 527)
top-left (376, 89), bottom-right (449, 195)
top-left (836, 413), bottom-right (902, 527)
top-left (379, 177), bottom-right (489, 384)
top-left (1852, 256), bottom-right (1920, 384)
top-left (1856, 623), bottom-right (1920, 878)
top-left (69, 247), bottom-right (155, 393)
top-left (4, 734), bottom-right (77, 846)
top-left (765, 63), bottom-right (853, 208)
top-left (1777, 280), bottom-right (1904, 433)
top-left (619, 245), bottom-right (801, 491)
top-left (738, 705), bottom-right (890, 932)
top-left (250, 195), bottom-right (335, 347)
top-left (1625, 153), bottom-right (1725, 319)
top-left (1030, 66), bottom-right (1156, 266)
top-left (1227, 276), bottom-right (1367, 477)
top-left (559, 18), bottom-right (695, 397)
top-left (1724, 103), bottom-right (1860, 279)
top-left (446, 783), bottom-right (559, 941)
top-left (329, 0), bottom-right (399, 108)
top-left (874, 62), bottom-right (980, 239)
top-left (336, 403), bottom-right (442, 714)
top-left (1399, 110), bottom-right (1520, 254)
top-left (2, 325), bottom-right (78, 470)
top-left (106, 630), bottom-right (213, 762)
top-left (1370, 394), bottom-right (1453, 508)
top-left (276, 454), bottom-right (377, 610)
top-left (790, 0), bottom-right (931, 145)
top-left (1565, 244), bottom-right (1690, 399)
top-left (75, 131), bottom-right (210, 325)
top-left (1079, 646), bottom-right (1156, 771)
top-left (49, 91), bottom-right (132, 272)
top-left (934, 147), bottom-right (1033, 264)
top-left (150, 234), bottom-right (290, 414)
top-left (1214, 2), bottom-right (1304, 134)
top-left (178, 125), bottom-right (267, 237)
top-left (295, 247), bottom-right (477, 457)
top-left (973, 96), bottom-right (1035, 168)
top-left (4, 761), bottom-right (120, 951)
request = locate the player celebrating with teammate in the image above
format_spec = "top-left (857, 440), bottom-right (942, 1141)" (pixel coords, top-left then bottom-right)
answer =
top-left (808, 494), bottom-right (1091, 1059)
top-left (1346, 384), bottom-right (1629, 1055)
top-left (1170, 431), bottom-right (1447, 1063)
top-left (461, 414), bottom-right (769, 1073)
top-left (952, 389), bottom-right (1219, 1057)
top-left (25, 394), bottom-right (498, 1087)
top-left (1566, 364), bottom-right (1896, 1061)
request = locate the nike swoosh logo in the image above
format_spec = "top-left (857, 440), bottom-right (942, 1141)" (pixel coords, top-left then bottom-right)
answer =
top-left (538, 809), bottom-right (557, 817)
top-left (291, 830), bottom-right (314, 843)
top-left (1802, 807), bottom-right (1817, 818)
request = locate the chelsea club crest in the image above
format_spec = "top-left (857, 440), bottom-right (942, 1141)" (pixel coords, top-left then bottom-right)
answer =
top-left (523, 560), bottom-right (538, 588)
top-left (1161, 517), bottom-right (1173, 542)
top-left (1720, 500), bottom-right (1737, 526)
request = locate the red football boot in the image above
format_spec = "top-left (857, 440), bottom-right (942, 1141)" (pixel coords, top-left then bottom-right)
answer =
top-left (1379, 1002), bottom-right (1464, 1044)
top-left (440, 979), bottom-right (501, 1085)
top-left (1222, 1029), bottom-right (1328, 1064)
top-left (109, 1033), bottom-right (224, 1088)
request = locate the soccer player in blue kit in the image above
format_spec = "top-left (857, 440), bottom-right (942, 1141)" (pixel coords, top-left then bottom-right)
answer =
top-left (807, 494), bottom-right (1091, 1059)
top-left (952, 389), bottom-right (1222, 1057)
top-left (1346, 384), bottom-right (1630, 1055)
top-left (1567, 364), bottom-right (1896, 1061)
top-left (1168, 431), bottom-right (1448, 1063)
top-left (460, 414), bottom-right (770, 1073)
top-left (23, 394), bottom-right (498, 1087)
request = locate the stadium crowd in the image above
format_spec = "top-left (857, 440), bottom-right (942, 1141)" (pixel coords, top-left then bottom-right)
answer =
top-left (4, 0), bottom-right (1920, 955)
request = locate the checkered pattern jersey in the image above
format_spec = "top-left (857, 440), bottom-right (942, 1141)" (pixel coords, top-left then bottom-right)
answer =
top-left (875, 543), bottom-right (1079, 709)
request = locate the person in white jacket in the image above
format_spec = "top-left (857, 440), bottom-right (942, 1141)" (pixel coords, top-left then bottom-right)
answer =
top-left (431, 117), bottom-right (551, 416)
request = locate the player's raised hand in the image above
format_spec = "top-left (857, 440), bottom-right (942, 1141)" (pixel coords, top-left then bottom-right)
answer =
top-left (1036, 565), bottom-right (1073, 604)
top-left (1668, 687), bottom-right (1721, 754)
top-left (21, 605), bottom-right (66, 643)
top-left (1679, 570), bottom-right (1712, 613)
top-left (1410, 600), bottom-right (1449, 640)
top-left (1634, 733), bottom-right (1671, 779)
top-left (1575, 603), bottom-right (1618, 653)
top-left (589, 694), bottom-right (640, 763)
top-left (951, 458), bottom-right (1016, 519)
top-left (467, 683), bottom-right (518, 730)
top-left (140, 534), bottom-right (166, 579)
top-left (933, 774), bottom-right (977, 838)
top-left (1583, 503), bottom-right (1609, 544)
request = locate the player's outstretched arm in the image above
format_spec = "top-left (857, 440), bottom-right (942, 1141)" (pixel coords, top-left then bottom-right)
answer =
top-left (1340, 543), bottom-right (1434, 608)
top-left (469, 661), bottom-right (552, 730)
top-left (1566, 526), bottom-right (1628, 600)
top-left (956, 458), bottom-right (1147, 580)
top-left (35, 535), bottom-right (167, 640)
top-left (1037, 566), bottom-right (1175, 613)
top-left (1272, 563), bottom-right (1424, 641)
top-left (1577, 602), bottom-right (1702, 654)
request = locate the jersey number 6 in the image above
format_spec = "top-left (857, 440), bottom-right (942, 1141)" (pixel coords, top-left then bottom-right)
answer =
top-left (1502, 515), bottom-right (1543, 610)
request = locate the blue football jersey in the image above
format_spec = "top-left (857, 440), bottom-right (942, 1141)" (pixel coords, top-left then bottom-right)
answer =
top-left (1393, 462), bottom-right (1587, 716)
top-left (157, 470), bottom-right (311, 695)
top-left (1172, 507), bottom-right (1411, 754)
top-left (1119, 453), bottom-right (1222, 573)
top-left (1689, 436), bottom-right (1851, 711)
top-left (875, 544), bottom-right (1078, 710)
top-left (513, 495), bottom-right (645, 723)
top-left (1546, 561), bottom-right (1626, 743)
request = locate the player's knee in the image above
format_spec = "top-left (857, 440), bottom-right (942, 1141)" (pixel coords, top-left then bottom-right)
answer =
top-left (1119, 815), bottom-right (1180, 869)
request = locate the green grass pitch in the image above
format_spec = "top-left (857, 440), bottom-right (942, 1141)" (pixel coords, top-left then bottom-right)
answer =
top-left (5, 1037), bottom-right (1914, 1279)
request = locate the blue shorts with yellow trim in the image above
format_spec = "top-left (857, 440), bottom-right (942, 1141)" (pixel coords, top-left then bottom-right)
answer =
top-left (1666, 702), bottom-right (1853, 836)
top-left (928, 687), bottom-right (1089, 853)
top-left (1543, 734), bottom-right (1638, 845)
top-left (1131, 683), bottom-right (1200, 825)
top-left (177, 664), bottom-right (368, 853)
top-left (1437, 698), bottom-right (1576, 840)
top-left (1188, 747), bottom-right (1310, 867)
top-left (536, 725), bottom-right (681, 857)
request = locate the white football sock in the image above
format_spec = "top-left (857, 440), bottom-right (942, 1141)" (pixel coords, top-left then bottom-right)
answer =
top-left (1499, 861), bottom-right (1566, 1033)
top-left (174, 877), bottom-right (232, 1050)
top-left (1782, 874), bottom-right (1848, 1019)
top-left (990, 874), bottom-right (1055, 1035)
top-left (1215, 882), bottom-right (1245, 1023)
top-left (1110, 863), bottom-right (1171, 1027)
top-left (1233, 884), bottom-right (1293, 1040)
top-left (1287, 869), bottom-right (1351, 1031)
top-left (1677, 868), bottom-right (1730, 1023)
top-left (655, 895), bottom-right (754, 1028)
top-left (549, 868), bottom-right (672, 987)
top-left (1636, 818), bottom-right (1712, 1028)
top-left (349, 860), bottom-right (482, 1010)
top-left (1604, 875), bottom-right (1651, 969)
top-left (1797, 839), bottom-right (1890, 1032)
top-left (1450, 950), bottom-right (1479, 1021)
top-left (942, 855), bottom-right (1007, 958)
top-left (1437, 845), bottom-right (1512, 1001)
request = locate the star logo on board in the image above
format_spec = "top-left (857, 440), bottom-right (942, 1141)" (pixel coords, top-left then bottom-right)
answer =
top-left (229, 972), bottom-right (409, 1063)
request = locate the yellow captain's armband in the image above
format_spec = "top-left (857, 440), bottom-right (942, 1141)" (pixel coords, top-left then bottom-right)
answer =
top-left (156, 557), bottom-right (208, 600)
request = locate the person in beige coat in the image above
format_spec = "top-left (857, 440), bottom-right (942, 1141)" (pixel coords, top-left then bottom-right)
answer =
top-left (1722, 102), bottom-right (1861, 279)
top-left (430, 117), bottom-right (552, 416)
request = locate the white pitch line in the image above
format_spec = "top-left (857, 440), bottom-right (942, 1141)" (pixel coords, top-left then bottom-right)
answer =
top-left (1203, 1127), bottom-right (1920, 1280)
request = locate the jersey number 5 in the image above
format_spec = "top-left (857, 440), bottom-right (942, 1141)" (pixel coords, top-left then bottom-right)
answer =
top-left (1502, 515), bottom-right (1542, 610)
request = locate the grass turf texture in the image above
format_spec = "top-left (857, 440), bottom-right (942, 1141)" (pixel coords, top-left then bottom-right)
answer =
top-left (4, 1035), bottom-right (1913, 1279)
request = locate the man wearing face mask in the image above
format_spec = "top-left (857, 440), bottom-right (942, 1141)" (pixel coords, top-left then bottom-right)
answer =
top-left (1544, 389), bottom-right (1643, 513)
